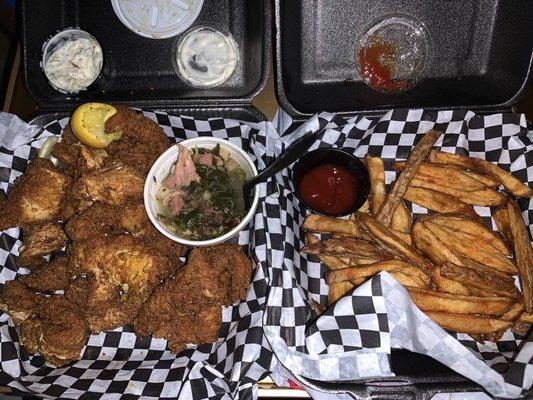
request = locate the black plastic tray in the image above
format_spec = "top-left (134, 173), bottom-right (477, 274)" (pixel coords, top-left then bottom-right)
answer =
top-left (20, 0), bottom-right (271, 112)
top-left (275, 0), bottom-right (533, 119)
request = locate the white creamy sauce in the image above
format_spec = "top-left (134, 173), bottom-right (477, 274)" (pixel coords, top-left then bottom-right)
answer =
top-left (176, 28), bottom-right (238, 87)
top-left (44, 38), bottom-right (103, 93)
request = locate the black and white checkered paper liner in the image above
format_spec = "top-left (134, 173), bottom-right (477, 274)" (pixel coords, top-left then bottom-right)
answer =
top-left (0, 111), bottom-right (279, 399)
top-left (263, 110), bottom-right (532, 399)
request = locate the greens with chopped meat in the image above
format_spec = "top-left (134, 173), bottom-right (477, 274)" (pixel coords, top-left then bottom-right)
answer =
top-left (156, 144), bottom-right (248, 241)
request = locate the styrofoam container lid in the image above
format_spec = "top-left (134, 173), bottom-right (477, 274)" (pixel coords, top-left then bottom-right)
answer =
top-left (111, 0), bottom-right (204, 39)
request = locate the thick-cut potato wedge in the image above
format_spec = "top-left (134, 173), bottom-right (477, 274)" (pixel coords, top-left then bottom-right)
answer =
top-left (407, 287), bottom-right (512, 316)
top-left (328, 282), bottom-right (354, 305)
top-left (434, 266), bottom-right (471, 295)
top-left (493, 206), bottom-right (512, 244)
top-left (512, 323), bottom-right (531, 337)
top-left (423, 221), bottom-right (517, 274)
top-left (325, 259), bottom-right (430, 285)
top-left (404, 186), bottom-right (476, 215)
top-left (440, 262), bottom-right (519, 299)
top-left (358, 199), bottom-right (370, 213)
top-left (424, 312), bottom-right (512, 334)
top-left (359, 213), bottom-right (434, 275)
top-left (393, 229), bottom-right (413, 246)
top-left (410, 177), bottom-right (507, 206)
top-left (461, 170), bottom-right (500, 188)
top-left (393, 162), bottom-right (486, 192)
top-left (302, 214), bottom-right (359, 236)
top-left (376, 130), bottom-right (441, 227)
top-left (427, 213), bottom-right (510, 256)
top-left (429, 150), bottom-right (533, 198)
top-left (507, 201), bottom-right (533, 312)
top-left (411, 221), bottom-right (464, 266)
top-left (302, 238), bottom-right (389, 261)
top-left (392, 202), bottom-right (412, 233)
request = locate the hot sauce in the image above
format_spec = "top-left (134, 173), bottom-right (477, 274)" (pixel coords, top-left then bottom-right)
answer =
top-left (358, 42), bottom-right (407, 92)
top-left (298, 164), bottom-right (357, 215)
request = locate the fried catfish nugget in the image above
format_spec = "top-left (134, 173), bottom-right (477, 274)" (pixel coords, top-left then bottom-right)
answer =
top-left (18, 222), bottom-right (68, 267)
top-left (19, 255), bottom-right (69, 293)
top-left (67, 234), bottom-right (173, 333)
top-left (134, 244), bottom-right (251, 352)
top-left (20, 296), bottom-right (88, 367)
top-left (105, 106), bottom-right (170, 175)
top-left (0, 280), bottom-right (40, 325)
top-left (0, 159), bottom-right (70, 230)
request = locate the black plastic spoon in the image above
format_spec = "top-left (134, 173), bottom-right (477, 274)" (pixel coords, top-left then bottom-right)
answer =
top-left (243, 128), bottom-right (324, 210)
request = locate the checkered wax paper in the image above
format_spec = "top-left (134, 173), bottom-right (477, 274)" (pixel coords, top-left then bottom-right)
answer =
top-left (263, 109), bottom-right (532, 399)
top-left (0, 111), bottom-right (279, 399)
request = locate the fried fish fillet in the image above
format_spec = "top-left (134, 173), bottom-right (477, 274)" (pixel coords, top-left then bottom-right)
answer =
top-left (20, 296), bottom-right (88, 367)
top-left (18, 222), bottom-right (68, 267)
top-left (0, 159), bottom-right (70, 230)
top-left (66, 234), bottom-right (173, 333)
top-left (0, 280), bottom-right (40, 325)
top-left (19, 255), bottom-right (70, 293)
top-left (134, 245), bottom-right (251, 352)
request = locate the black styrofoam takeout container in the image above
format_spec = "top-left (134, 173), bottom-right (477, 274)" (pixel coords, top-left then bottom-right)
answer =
top-left (275, 0), bottom-right (533, 120)
top-left (19, 0), bottom-right (271, 121)
top-left (274, 1), bottom-right (532, 398)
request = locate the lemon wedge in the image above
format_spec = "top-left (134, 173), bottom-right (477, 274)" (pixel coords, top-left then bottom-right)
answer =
top-left (70, 103), bottom-right (122, 149)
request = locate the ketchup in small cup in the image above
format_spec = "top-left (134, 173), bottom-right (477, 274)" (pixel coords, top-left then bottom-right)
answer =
top-left (292, 149), bottom-right (369, 217)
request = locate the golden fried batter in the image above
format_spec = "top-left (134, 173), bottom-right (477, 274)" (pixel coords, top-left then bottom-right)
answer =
top-left (61, 164), bottom-right (144, 218)
top-left (134, 244), bottom-right (251, 351)
top-left (0, 280), bottom-right (40, 325)
top-left (65, 202), bottom-right (122, 241)
top-left (20, 296), bottom-right (88, 367)
top-left (51, 125), bottom-right (107, 179)
top-left (121, 202), bottom-right (186, 260)
top-left (18, 222), bottom-right (68, 267)
top-left (0, 159), bottom-right (70, 230)
top-left (19, 255), bottom-right (69, 293)
top-left (105, 106), bottom-right (170, 175)
top-left (67, 234), bottom-right (173, 333)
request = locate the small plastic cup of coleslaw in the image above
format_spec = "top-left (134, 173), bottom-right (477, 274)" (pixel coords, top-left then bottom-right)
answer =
top-left (41, 28), bottom-right (103, 94)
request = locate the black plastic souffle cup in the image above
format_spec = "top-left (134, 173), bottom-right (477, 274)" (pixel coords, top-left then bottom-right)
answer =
top-left (292, 148), bottom-right (370, 217)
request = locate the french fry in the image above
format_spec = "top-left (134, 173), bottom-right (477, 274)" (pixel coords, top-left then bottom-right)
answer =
top-left (302, 214), bottom-right (359, 236)
top-left (493, 206), bottom-right (512, 244)
top-left (423, 221), bottom-right (517, 274)
top-left (424, 312), bottom-right (512, 334)
top-left (440, 262), bottom-right (519, 299)
top-left (389, 272), bottom-right (428, 289)
top-left (429, 150), bottom-right (533, 198)
top-left (358, 199), bottom-right (370, 213)
top-left (433, 266), bottom-right (471, 295)
top-left (404, 186), bottom-right (476, 215)
top-left (407, 287), bottom-right (513, 316)
top-left (365, 155), bottom-right (387, 215)
top-left (411, 221), bottom-right (464, 266)
top-left (359, 213), bottom-right (434, 275)
top-left (427, 213), bottom-right (510, 256)
top-left (376, 130), bottom-right (441, 227)
top-left (518, 313), bottom-right (533, 324)
top-left (511, 323), bottom-right (531, 337)
top-left (393, 162), bottom-right (486, 192)
top-left (507, 201), bottom-right (533, 312)
top-left (302, 238), bottom-right (389, 262)
top-left (365, 156), bottom-right (412, 233)
top-left (328, 282), bottom-right (354, 305)
top-left (410, 177), bottom-right (507, 206)
top-left (305, 234), bottom-right (350, 271)
top-left (501, 303), bottom-right (525, 322)
top-left (325, 259), bottom-right (430, 285)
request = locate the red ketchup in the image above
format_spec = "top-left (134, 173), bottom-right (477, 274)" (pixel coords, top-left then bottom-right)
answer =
top-left (359, 42), bottom-right (407, 92)
top-left (298, 164), bottom-right (357, 215)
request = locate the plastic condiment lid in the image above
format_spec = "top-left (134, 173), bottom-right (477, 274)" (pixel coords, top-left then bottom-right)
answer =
top-left (111, 0), bottom-right (204, 39)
